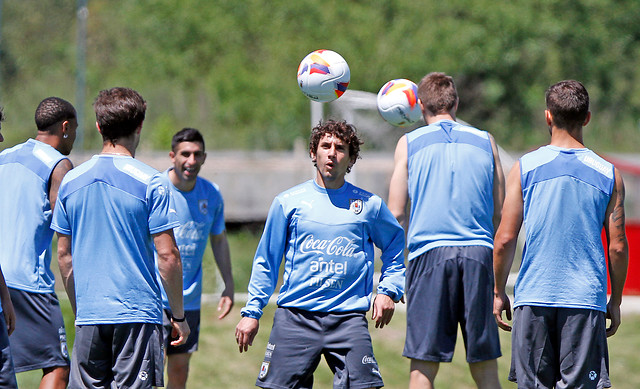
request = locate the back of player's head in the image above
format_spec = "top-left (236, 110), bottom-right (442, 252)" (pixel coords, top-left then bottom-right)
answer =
top-left (545, 80), bottom-right (589, 130)
top-left (94, 87), bottom-right (146, 143)
top-left (35, 97), bottom-right (76, 133)
top-left (418, 72), bottom-right (458, 116)
top-left (171, 127), bottom-right (205, 151)
top-left (309, 119), bottom-right (362, 172)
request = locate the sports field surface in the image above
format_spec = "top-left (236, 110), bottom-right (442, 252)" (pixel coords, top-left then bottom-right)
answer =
top-left (16, 299), bottom-right (640, 388)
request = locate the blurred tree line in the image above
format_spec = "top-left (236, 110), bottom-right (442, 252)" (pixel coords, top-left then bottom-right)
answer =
top-left (1, 0), bottom-right (640, 152)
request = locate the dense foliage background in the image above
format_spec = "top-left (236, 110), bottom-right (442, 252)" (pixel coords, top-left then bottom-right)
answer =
top-left (2, 0), bottom-right (640, 152)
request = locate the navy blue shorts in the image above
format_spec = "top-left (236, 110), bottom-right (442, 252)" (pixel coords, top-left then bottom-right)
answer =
top-left (403, 246), bottom-right (501, 363)
top-left (69, 323), bottom-right (164, 389)
top-left (0, 314), bottom-right (17, 388)
top-left (257, 307), bottom-right (384, 389)
top-left (163, 309), bottom-right (200, 355)
top-left (510, 306), bottom-right (610, 388)
top-left (8, 288), bottom-right (69, 372)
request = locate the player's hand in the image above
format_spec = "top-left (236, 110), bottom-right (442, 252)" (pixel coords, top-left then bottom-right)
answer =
top-left (493, 292), bottom-right (512, 331)
top-left (236, 317), bottom-right (259, 353)
top-left (217, 295), bottom-right (234, 319)
top-left (372, 294), bottom-right (395, 329)
top-left (1, 298), bottom-right (15, 336)
top-left (606, 300), bottom-right (622, 337)
top-left (170, 319), bottom-right (191, 346)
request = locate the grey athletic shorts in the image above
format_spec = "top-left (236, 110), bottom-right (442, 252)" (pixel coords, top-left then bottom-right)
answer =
top-left (403, 246), bottom-right (501, 363)
top-left (510, 306), bottom-right (611, 389)
top-left (257, 307), bottom-right (384, 389)
top-left (163, 309), bottom-right (200, 355)
top-left (8, 288), bottom-right (69, 372)
top-left (68, 323), bottom-right (164, 389)
top-left (0, 314), bottom-right (17, 388)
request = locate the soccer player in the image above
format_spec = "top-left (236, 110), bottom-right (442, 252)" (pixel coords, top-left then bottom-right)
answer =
top-left (236, 120), bottom-right (405, 389)
top-left (52, 87), bottom-right (190, 389)
top-left (0, 106), bottom-right (18, 388)
top-left (493, 80), bottom-right (628, 388)
top-left (0, 97), bottom-right (77, 389)
top-left (387, 72), bottom-right (505, 389)
top-left (158, 127), bottom-right (234, 389)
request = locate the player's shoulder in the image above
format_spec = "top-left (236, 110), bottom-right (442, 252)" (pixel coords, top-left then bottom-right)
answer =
top-left (276, 180), bottom-right (312, 201)
top-left (195, 175), bottom-right (221, 193)
top-left (345, 182), bottom-right (376, 201)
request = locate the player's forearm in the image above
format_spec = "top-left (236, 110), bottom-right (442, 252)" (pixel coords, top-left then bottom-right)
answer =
top-left (56, 234), bottom-right (77, 312)
top-left (0, 269), bottom-right (11, 308)
top-left (158, 254), bottom-right (184, 317)
top-left (608, 242), bottom-right (629, 305)
top-left (493, 234), bottom-right (517, 295)
top-left (211, 234), bottom-right (235, 295)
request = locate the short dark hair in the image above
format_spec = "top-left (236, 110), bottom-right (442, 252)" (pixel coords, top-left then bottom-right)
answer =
top-left (545, 80), bottom-right (589, 130)
top-left (418, 72), bottom-right (458, 116)
top-left (94, 87), bottom-right (146, 143)
top-left (309, 119), bottom-right (362, 173)
top-left (171, 127), bottom-right (205, 151)
top-left (35, 97), bottom-right (76, 132)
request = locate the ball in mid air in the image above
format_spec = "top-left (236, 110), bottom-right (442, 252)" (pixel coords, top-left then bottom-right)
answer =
top-left (297, 49), bottom-right (350, 103)
top-left (377, 79), bottom-right (422, 126)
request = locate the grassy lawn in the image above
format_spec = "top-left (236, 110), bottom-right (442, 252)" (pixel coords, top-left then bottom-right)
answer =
top-left (18, 230), bottom-right (640, 388)
top-left (17, 299), bottom-right (640, 388)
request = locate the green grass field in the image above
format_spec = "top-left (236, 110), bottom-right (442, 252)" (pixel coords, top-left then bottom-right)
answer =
top-left (17, 230), bottom-right (640, 388)
top-left (16, 299), bottom-right (640, 388)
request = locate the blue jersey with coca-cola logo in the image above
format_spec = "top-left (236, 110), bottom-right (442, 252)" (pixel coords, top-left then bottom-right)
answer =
top-left (241, 179), bottom-right (405, 319)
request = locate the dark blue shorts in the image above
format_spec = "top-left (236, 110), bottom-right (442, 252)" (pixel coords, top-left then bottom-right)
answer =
top-left (163, 309), bottom-right (200, 355)
top-left (510, 306), bottom-right (610, 388)
top-left (69, 323), bottom-right (164, 389)
top-left (403, 246), bottom-right (501, 363)
top-left (257, 307), bottom-right (384, 389)
top-left (8, 288), bottom-right (69, 372)
top-left (0, 314), bottom-right (17, 388)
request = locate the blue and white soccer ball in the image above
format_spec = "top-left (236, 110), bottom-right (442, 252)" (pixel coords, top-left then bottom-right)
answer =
top-left (297, 49), bottom-right (350, 103)
top-left (376, 79), bottom-right (422, 126)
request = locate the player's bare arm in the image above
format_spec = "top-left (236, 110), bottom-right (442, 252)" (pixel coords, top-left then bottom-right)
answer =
top-left (48, 158), bottom-right (73, 212)
top-left (154, 229), bottom-right (190, 345)
top-left (489, 134), bottom-right (505, 231)
top-left (0, 268), bottom-right (15, 335)
top-left (387, 135), bottom-right (409, 227)
top-left (210, 231), bottom-right (234, 319)
top-left (493, 162), bottom-right (523, 332)
top-left (56, 233), bottom-right (76, 314)
top-left (604, 168), bottom-right (629, 337)
top-left (235, 317), bottom-right (259, 353)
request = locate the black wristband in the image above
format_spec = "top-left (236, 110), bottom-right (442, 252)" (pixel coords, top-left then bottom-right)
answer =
top-left (171, 314), bottom-right (186, 322)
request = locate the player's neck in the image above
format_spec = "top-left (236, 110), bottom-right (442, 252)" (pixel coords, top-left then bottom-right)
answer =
top-left (549, 126), bottom-right (585, 149)
top-left (101, 143), bottom-right (134, 157)
top-left (315, 174), bottom-right (345, 190)
top-left (426, 113), bottom-right (455, 125)
top-left (35, 132), bottom-right (62, 152)
top-left (168, 168), bottom-right (196, 192)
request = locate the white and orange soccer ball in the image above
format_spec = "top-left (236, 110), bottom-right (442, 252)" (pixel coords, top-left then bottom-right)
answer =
top-left (297, 49), bottom-right (350, 103)
top-left (376, 79), bottom-right (422, 126)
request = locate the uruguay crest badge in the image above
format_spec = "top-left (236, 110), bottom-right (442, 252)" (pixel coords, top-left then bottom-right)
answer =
top-left (259, 361), bottom-right (270, 380)
top-left (349, 199), bottom-right (363, 214)
top-left (198, 199), bottom-right (208, 215)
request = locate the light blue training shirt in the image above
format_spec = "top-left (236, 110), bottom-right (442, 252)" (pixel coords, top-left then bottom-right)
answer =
top-left (241, 179), bottom-right (405, 320)
top-left (0, 139), bottom-right (68, 294)
top-left (156, 169), bottom-right (225, 311)
top-left (51, 155), bottom-right (179, 325)
top-left (515, 146), bottom-right (614, 312)
top-left (405, 120), bottom-right (496, 260)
